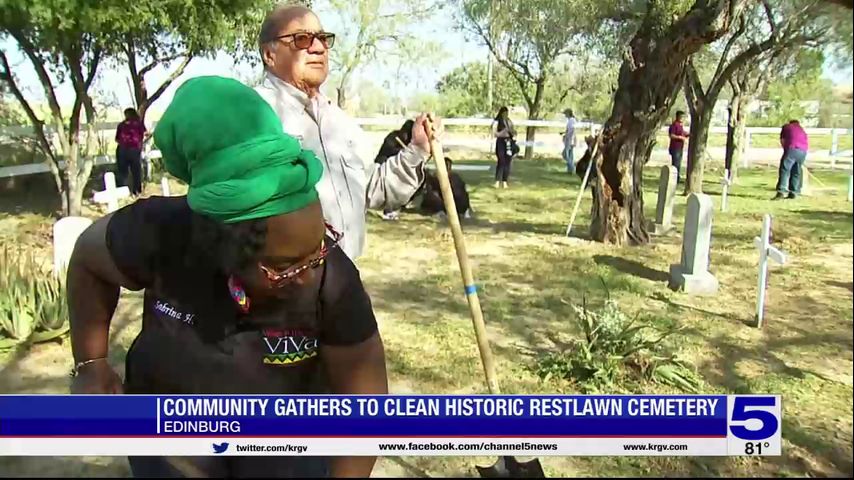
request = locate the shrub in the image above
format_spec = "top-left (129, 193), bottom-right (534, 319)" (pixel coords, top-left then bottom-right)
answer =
top-left (535, 298), bottom-right (703, 393)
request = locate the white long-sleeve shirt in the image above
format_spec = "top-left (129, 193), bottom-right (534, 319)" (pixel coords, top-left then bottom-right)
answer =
top-left (255, 73), bottom-right (428, 260)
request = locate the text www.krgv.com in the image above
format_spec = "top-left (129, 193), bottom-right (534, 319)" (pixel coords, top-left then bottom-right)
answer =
top-left (378, 442), bottom-right (558, 452)
top-left (623, 443), bottom-right (689, 452)
top-left (235, 444), bottom-right (309, 453)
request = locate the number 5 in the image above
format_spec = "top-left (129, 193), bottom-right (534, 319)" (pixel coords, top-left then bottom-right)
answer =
top-left (729, 397), bottom-right (779, 440)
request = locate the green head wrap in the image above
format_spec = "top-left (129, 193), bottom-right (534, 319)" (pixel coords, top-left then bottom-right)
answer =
top-left (154, 76), bottom-right (322, 223)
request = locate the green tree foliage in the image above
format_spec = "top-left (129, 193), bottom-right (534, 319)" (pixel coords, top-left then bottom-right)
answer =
top-left (1, 0), bottom-right (119, 216)
top-left (682, 0), bottom-right (847, 194)
top-left (117, 0), bottom-right (270, 121)
top-left (588, 0), bottom-right (747, 245)
top-left (320, 0), bottom-right (440, 109)
top-left (435, 61), bottom-right (522, 117)
top-left (460, 0), bottom-right (595, 159)
top-left (756, 49), bottom-right (836, 127)
top-left (1, 0), bottom-right (267, 214)
top-left (0, 82), bottom-right (24, 127)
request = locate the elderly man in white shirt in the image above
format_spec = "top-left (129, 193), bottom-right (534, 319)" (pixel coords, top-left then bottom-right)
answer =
top-left (255, 4), bottom-right (433, 260)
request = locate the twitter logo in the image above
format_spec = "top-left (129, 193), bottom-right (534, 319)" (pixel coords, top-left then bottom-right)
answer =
top-left (212, 442), bottom-right (229, 454)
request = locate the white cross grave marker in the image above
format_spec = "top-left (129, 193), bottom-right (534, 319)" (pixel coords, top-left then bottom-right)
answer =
top-left (93, 172), bottom-right (130, 213)
top-left (754, 214), bottom-right (787, 328)
top-left (161, 177), bottom-right (171, 197)
top-left (720, 169), bottom-right (732, 213)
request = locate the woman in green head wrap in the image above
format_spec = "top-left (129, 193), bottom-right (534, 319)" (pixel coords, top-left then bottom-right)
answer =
top-left (66, 76), bottom-right (388, 478)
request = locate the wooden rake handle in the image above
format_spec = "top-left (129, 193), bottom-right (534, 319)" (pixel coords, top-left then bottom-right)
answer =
top-left (424, 116), bottom-right (501, 395)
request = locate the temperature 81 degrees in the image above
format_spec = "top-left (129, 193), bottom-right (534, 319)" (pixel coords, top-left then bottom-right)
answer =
top-left (726, 395), bottom-right (782, 456)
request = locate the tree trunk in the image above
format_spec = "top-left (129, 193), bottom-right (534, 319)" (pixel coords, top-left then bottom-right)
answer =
top-left (590, 114), bottom-right (656, 245)
top-left (64, 143), bottom-right (82, 216)
top-left (523, 79), bottom-right (545, 160)
top-left (685, 106), bottom-right (713, 194)
top-left (337, 86), bottom-right (346, 109)
top-left (589, 0), bottom-right (745, 244)
top-left (725, 89), bottom-right (748, 181)
top-left (731, 94), bottom-right (747, 180)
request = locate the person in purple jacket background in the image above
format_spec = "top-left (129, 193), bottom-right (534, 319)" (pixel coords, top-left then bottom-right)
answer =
top-left (774, 119), bottom-right (809, 200)
top-left (114, 108), bottom-right (147, 196)
top-left (668, 111), bottom-right (689, 184)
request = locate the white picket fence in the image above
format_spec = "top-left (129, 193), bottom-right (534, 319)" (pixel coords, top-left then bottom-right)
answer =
top-left (1, 120), bottom-right (851, 179)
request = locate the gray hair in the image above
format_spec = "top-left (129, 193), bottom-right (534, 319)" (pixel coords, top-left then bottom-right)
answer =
top-left (258, 3), bottom-right (314, 54)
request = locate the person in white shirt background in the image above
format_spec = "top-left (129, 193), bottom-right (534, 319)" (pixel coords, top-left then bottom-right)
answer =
top-left (254, 3), bottom-right (439, 260)
top-left (562, 108), bottom-right (577, 174)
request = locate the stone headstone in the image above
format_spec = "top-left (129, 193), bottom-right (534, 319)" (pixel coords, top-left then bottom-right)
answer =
top-left (668, 193), bottom-right (719, 295)
top-left (652, 165), bottom-right (677, 235)
top-left (53, 216), bottom-right (93, 275)
top-left (161, 177), bottom-right (171, 196)
top-left (93, 172), bottom-right (130, 213)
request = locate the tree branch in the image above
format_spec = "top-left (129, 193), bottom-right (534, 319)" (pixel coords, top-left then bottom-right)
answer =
top-left (0, 50), bottom-right (56, 162)
top-left (761, 0), bottom-right (778, 37)
top-left (712, 15), bottom-right (747, 85)
top-left (464, 14), bottom-right (529, 80)
top-left (8, 30), bottom-right (65, 134)
top-left (139, 52), bottom-right (186, 77)
top-left (683, 64), bottom-right (700, 118)
top-left (143, 55), bottom-right (192, 112)
top-left (686, 60), bottom-right (706, 105)
top-left (710, 35), bottom-right (777, 100)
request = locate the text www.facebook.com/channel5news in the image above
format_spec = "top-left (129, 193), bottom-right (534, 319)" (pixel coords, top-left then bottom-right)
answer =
top-left (210, 442), bottom-right (561, 454)
top-left (210, 441), bottom-right (690, 454)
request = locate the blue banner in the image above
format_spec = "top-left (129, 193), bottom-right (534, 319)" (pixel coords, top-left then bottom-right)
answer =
top-left (0, 395), bottom-right (730, 438)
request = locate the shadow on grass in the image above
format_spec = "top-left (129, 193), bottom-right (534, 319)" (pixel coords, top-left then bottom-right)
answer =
top-left (826, 280), bottom-right (853, 292)
top-left (652, 291), bottom-right (751, 324)
top-left (594, 255), bottom-right (669, 283)
top-left (0, 294), bottom-right (142, 395)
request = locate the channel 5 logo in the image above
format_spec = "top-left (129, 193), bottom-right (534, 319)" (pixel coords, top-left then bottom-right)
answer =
top-left (728, 396), bottom-right (780, 440)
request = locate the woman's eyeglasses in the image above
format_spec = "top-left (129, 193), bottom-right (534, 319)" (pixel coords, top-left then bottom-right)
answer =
top-left (258, 223), bottom-right (343, 288)
top-left (274, 31), bottom-right (336, 50)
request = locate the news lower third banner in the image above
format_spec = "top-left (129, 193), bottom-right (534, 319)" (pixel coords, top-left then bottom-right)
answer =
top-left (0, 395), bottom-right (781, 457)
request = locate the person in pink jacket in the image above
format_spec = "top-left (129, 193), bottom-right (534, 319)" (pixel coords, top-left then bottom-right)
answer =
top-left (774, 119), bottom-right (809, 200)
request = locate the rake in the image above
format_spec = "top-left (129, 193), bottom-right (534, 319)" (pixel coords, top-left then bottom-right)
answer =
top-left (424, 116), bottom-right (546, 478)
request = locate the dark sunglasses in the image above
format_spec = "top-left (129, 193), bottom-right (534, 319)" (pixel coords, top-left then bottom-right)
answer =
top-left (274, 31), bottom-right (336, 50)
top-left (258, 223), bottom-right (343, 288)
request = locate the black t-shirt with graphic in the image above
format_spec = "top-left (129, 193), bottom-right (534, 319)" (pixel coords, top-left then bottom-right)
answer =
top-left (106, 196), bottom-right (377, 395)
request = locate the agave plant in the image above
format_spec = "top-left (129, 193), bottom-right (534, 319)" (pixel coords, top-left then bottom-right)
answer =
top-left (536, 296), bottom-right (704, 393)
top-left (0, 247), bottom-right (69, 347)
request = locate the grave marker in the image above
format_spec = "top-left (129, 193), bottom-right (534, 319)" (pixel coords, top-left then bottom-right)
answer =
top-left (652, 165), bottom-right (677, 235)
top-left (52, 217), bottom-right (93, 275)
top-left (93, 172), bottom-right (130, 213)
top-left (668, 193), bottom-right (719, 295)
top-left (754, 214), bottom-right (787, 328)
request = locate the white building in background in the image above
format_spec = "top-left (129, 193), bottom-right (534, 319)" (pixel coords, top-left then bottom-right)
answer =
top-left (710, 99), bottom-right (822, 127)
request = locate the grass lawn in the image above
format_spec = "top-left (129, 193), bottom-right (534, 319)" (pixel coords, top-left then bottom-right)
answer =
top-left (0, 157), bottom-right (852, 477)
